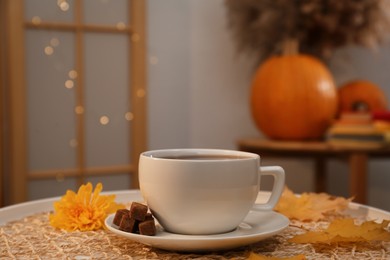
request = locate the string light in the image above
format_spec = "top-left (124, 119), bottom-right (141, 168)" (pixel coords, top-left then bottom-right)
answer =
top-left (75, 106), bottom-right (84, 114)
top-left (31, 16), bottom-right (41, 25)
top-left (116, 22), bottom-right (126, 30)
top-left (65, 80), bottom-right (74, 89)
top-left (100, 116), bottom-right (110, 125)
top-left (137, 89), bottom-right (146, 98)
top-left (44, 46), bottom-right (54, 55)
top-left (57, 0), bottom-right (70, 12)
top-left (125, 112), bottom-right (134, 121)
top-left (50, 38), bottom-right (60, 47)
top-left (68, 70), bottom-right (78, 79)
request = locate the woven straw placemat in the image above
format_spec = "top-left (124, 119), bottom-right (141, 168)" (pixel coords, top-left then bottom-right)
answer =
top-left (1, 211), bottom-right (389, 259)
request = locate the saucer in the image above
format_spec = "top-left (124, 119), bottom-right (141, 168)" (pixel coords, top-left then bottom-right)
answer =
top-left (105, 210), bottom-right (289, 252)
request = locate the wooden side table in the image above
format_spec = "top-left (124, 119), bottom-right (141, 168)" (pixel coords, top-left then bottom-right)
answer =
top-left (237, 138), bottom-right (390, 204)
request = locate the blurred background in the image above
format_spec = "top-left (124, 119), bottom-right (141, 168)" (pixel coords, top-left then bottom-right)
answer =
top-left (1, 0), bottom-right (390, 211)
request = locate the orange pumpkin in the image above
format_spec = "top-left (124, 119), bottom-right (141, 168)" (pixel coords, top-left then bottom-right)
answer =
top-left (251, 54), bottom-right (338, 140)
top-left (338, 80), bottom-right (387, 114)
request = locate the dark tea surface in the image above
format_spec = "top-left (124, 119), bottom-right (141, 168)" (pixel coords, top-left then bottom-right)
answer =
top-left (157, 154), bottom-right (251, 160)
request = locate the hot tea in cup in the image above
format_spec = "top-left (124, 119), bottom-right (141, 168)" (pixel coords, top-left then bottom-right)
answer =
top-left (139, 149), bottom-right (285, 235)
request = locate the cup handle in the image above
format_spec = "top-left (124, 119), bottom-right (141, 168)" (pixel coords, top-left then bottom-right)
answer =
top-left (252, 166), bottom-right (285, 211)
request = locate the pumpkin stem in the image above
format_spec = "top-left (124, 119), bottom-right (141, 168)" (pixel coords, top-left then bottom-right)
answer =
top-left (283, 39), bottom-right (299, 55)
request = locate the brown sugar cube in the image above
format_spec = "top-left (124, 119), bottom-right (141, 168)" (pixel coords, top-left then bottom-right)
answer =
top-left (129, 202), bottom-right (148, 221)
top-left (119, 214), bottom-right (137, 233)
top-left (113, 209), bottom-right (130, 226)
top-left (133, 213), bottom-right (154, 234)
top-left (139, 219), bottom-right (156, 236)
top-left (145, 212), bottom-right (154, 221)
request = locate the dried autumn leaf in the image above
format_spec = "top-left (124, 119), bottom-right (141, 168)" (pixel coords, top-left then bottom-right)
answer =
top-left (274, 187), bottom-right (352, 221)
top-left (289, 218), bottom-right (390, 244)
top-left (247, 252), bottom-right (306, 260)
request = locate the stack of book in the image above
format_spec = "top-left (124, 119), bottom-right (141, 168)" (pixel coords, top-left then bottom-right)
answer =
top-left (326, 112), bottom-right (390, 148)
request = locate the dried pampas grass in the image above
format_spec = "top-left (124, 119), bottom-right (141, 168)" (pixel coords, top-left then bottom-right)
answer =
top-left (225, 0), bottom-right (390, 63)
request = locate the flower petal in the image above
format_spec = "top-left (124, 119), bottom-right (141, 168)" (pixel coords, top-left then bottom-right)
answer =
top-left (49, 182), bottom-right (124, 231)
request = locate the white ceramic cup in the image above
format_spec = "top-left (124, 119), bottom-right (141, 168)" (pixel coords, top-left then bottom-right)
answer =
top-left (139, 148), bottom-right (285, 235)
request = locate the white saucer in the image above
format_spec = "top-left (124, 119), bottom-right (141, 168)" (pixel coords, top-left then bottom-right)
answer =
top-left (105, 210), bottom-right (289, 252)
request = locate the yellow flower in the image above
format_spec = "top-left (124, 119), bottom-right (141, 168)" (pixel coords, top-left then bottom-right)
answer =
top-left (49, 182), bottom-right (123, 231)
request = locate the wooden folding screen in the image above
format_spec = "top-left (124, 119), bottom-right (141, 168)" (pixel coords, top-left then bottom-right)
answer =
top-left (1, 0), bottom-right (147, 205)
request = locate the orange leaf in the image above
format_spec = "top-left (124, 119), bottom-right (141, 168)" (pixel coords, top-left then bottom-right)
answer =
top-left (274, 187), bottom-right (351, 221)
top-left (289, 218), bottom-right (390, 244)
